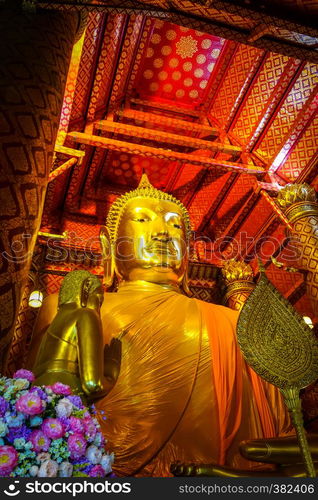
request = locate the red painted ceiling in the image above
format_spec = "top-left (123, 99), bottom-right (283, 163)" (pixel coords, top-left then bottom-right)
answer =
top-left (40, 6), bottom-right (318, 321)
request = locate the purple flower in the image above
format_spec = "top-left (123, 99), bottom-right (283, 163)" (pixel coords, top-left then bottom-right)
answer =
top-left (69, 416), bottom-right (84, 434)
top-left (6, 425), bottom-right (31, 443)
top-left (29, 430), bottom-right (51, 452)
top-left (13, 369), bottom-right (35, 383)
top-left (58, 417), bottom-right (71, 432)
top-left (67, 433), bottom-right (87, 459)
top-left (41, 418), bottom-right (65, 439)
top-left (16, 392), bottom-right (45, 416)
top-left (29, 386), bottom-right (48, 401)
top-left (89, 465), bottom-right (105, 477)
top-left (51, 383), bottom-right (71, 396)
top-left (67, 395), bottom-right (84, 409)
top-left (83, 417), bottom-right (97, 441)
top-left (0, 397), bottom-right (9, 417)
top-left (0, 445), bottom-right (18, 476)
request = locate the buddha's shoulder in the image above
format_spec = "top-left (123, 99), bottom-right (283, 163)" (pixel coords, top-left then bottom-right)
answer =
top-left (192, 296), bottom-right (240, 323)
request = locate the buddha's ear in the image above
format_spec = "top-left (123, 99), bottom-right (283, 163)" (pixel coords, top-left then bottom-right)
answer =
top-left (100, 226), bottom-right (115, 289)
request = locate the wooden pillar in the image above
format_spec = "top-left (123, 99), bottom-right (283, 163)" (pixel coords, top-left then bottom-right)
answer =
top-left (0, 3), bottom-right (80, 371)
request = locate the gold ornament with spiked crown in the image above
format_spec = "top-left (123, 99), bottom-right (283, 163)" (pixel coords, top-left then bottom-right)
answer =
top-left (276, 183), bottom-right (318, 224)
top-left (105, 173), bottom-right (192, 243)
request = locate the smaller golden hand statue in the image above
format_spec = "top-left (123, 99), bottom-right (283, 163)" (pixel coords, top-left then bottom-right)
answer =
top-left (33, 270), bottom-right (121, 403)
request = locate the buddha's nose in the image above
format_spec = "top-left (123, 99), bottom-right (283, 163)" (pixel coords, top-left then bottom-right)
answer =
top-left (152, 229), bottom-right (171, 242)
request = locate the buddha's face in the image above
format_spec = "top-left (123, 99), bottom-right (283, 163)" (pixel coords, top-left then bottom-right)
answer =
top-left (114, 197), bottom-right (188, 285)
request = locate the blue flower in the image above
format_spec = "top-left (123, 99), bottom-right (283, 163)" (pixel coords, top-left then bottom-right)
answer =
top-left (30, 416), bottom-right (43, 427)
top-left (0, 420), bottom-right (8, 437)
top-left (13, 438), bottom-right (26, 450)
top-left (6, 413), bottom-right (25, 428)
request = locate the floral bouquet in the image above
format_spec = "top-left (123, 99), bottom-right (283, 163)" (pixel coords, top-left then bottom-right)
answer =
top-left (0, 370), bottom-right (114, 477)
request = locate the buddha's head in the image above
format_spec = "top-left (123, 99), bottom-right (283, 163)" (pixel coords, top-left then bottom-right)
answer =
top-left (100, 174), bottom-right (191, 291)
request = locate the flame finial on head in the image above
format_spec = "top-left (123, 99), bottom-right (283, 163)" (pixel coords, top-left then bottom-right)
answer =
top-left (105, 173), bottom-right (192, 243)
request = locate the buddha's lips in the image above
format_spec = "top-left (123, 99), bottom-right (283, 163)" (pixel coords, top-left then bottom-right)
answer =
top-left (145, 241), bottom-right (177, 256)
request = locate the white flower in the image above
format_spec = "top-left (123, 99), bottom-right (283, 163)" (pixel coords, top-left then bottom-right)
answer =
top-left (100, 453), bottom-right (114, 474)
top-left (38, 459), bottom-right (59, 477)
top-left (85, 444), bottom-right (102, 465)
top-left (13, 379), bottom-right (29, 391)
top-left (56, 398), bottom-right (73, 418)
top-left (29, 465), bottom-right (39, 477)
top-left (36, 452), bottom-right (51, 463)
top-left (59, 461), bottom-right (73, 477)
top-left (93, 432), bottom-right (104, 447)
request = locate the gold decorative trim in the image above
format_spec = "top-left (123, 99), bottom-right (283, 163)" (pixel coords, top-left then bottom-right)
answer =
top-left (224, 282), bottom-right (255, 301)
top-left (284, 201), bottom-right (318, 224)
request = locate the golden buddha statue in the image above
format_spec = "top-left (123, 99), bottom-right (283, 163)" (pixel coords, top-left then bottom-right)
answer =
top-left (94, 175), bottom-right (293, 476)
top-left (33, 270), bottom-right (120, 402)
top-left (30, 175), bottom-right (318, 476)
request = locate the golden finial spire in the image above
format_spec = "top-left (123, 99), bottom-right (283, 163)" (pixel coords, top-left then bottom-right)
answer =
top-left (138, 172), bottom-right (153, 189)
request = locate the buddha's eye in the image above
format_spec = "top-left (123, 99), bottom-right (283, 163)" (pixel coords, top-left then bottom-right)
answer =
top-left (134, 217), bottom-right (148, 223)
top-left (173, 223), bottom-right (182, 229)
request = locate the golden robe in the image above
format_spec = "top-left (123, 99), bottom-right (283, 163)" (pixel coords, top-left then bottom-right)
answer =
top-left (96, 282), bottom-right (291, 476)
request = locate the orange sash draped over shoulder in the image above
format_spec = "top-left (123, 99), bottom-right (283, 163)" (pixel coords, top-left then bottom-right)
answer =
top-left (96, 283), bottom-right (291, 476)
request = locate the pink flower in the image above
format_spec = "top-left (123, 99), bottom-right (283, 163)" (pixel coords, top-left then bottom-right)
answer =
top-left (0, 446), bottom-right (18, 476)
top-left (41, 418), bottom-right (65, 439)
top-left (69, 416), bottom-right (84, 434)
top-left (89, 465), bottom-right (105, 477)
top-left (16, 392), bottom-right (45, 415)
top-left (67, 433), bottom-right (87, 459)
top-left (13, 369), bottom-right (35, 383)
top-left (83, 416), bottom-right (97, 441)
top-left (29, 430), bottom-right (51, 452)
top-left (51, 382), bottom-right (71, 395)
top-left (38, 459), bottom-right (59, 477)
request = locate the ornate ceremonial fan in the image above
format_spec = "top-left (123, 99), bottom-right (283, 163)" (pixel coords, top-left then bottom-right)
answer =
top-left (237, 267), bottom-right (318, 477)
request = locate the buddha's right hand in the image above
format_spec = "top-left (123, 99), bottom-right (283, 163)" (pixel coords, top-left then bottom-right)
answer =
top-left (104, 338), bottom-right (122, 383)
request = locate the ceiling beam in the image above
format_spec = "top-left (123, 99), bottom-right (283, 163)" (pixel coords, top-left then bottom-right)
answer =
top-left (95, 119), bottom-right (241, 157)
top-left (117, 109), bottom-right (218, 136)
top-left (129, 98), bottom-right (203, 118)
top-left (37, 2), bottom-right (318, 63)
top-left (68, 131), bottom-right (265, 175)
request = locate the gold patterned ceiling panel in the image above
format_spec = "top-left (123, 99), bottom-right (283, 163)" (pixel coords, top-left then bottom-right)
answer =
top-left (136, 19), bottom-right (225, 108)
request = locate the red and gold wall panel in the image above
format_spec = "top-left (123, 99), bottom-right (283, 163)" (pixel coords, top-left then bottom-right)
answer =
top-left (209, 45), bottom-right (263, 128)
top-left (255, 62), bottom-right (318, 163)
